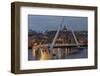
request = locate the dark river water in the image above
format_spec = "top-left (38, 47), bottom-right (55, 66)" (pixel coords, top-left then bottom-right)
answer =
top-left (28, 47), bottom-right (88, 61)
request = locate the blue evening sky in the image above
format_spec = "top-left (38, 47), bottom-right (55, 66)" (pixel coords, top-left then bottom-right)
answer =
top-left (28, 15), bottom-right (88, 32)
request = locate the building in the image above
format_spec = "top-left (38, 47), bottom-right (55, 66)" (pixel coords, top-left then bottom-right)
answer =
top-left (28, 26), bottom-right (88, 48)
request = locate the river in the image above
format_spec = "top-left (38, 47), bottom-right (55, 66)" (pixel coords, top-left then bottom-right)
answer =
top-left (28, 47), bottom-right (88, 61)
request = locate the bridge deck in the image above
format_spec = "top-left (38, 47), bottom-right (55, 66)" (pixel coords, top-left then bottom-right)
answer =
top-left (35, 44), bottom-right (87, 48)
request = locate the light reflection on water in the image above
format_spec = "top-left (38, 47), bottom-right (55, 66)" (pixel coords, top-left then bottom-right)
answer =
top-left (28, 47), bottom-right (88, 61)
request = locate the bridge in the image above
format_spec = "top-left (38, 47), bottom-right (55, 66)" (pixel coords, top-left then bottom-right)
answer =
top-left (48, 17), bottom-right (82, 56)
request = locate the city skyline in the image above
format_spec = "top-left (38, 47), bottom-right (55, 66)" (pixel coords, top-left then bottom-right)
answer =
top-left (28, 15), bottom-right (88, 60)
top-left (28, 15), bottom-right (88, 32)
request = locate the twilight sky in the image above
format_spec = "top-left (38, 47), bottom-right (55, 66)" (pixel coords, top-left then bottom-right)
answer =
top-left (28, 15), bottom-right (88, 32)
